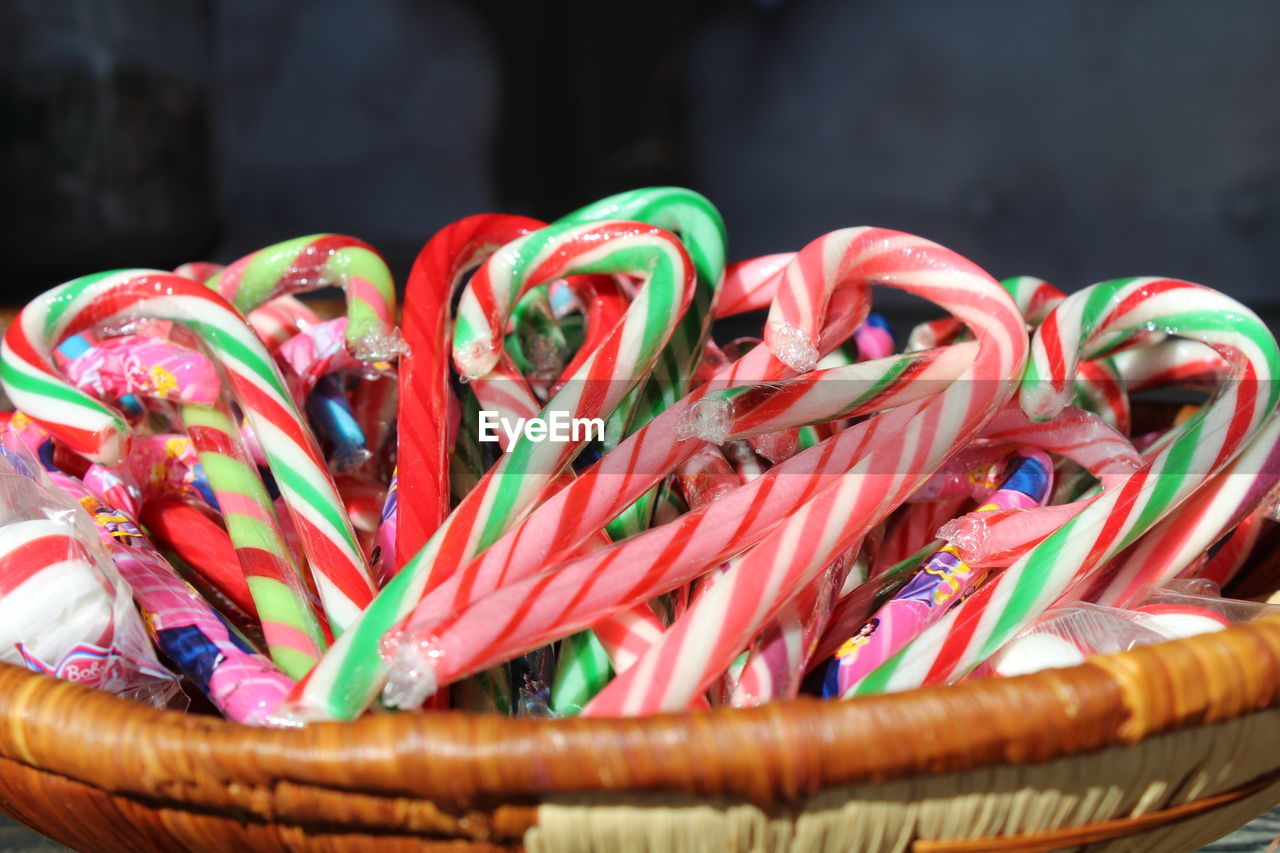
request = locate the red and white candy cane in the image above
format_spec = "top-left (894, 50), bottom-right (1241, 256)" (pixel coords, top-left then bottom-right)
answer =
top-left (283, 220), bottom-right (697, 720)
top-left (1082, 410), bottom-right (1280, 607)
top-left (381, 229), bottom-right (1024, 712)
top-left (0, 272), bottom-right (377, 639)
top-left (579, 228), bottom-right (1026, 715)
top-left (850, 277), bottom-right (1280, 695)
top-left (396, 214), bottom-right (544, 562)
top-left (32, 319), bottom-right (330, 676)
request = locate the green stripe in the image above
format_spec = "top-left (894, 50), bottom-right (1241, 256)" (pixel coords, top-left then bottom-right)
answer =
top-left (223, 237), bottom-right (316, 311)
top-left (184, 318), bottom-right (285, 396)
top-left (983, 516), bottom-right (1077, 659)
top-left (1, 359), bottom-right (116, 415)
top-left (272, 462), bottom-right (361, 555)
top-left (42, 270), bottom-right (120, 339)
top-left (1122, 416), bottom-right (1204, 548)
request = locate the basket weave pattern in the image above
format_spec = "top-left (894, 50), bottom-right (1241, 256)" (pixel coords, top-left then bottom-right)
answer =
top-left (1, 619), bottom-right (1279, 851)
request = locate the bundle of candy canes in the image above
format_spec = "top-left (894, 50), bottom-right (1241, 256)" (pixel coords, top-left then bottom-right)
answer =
top-left (2, 188), bottom-right (1279, 725)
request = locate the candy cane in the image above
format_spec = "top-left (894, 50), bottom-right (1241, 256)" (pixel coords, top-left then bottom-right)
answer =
top-left (0, 272), bottom-right (377, 643)
top-left (396, 214), bottom-right (543, 566)
top-left (580, 229), bottom-right (1026, 715)
top-left (207, 234), bottom-right (398, 359)
top-left (556, 188), bottom-right (726, 537)
top-left (851, 278), bottom-right (1280, 694)
top-left (379, 228), bottom-right (1024, 714)
top-left (1085, 410), bottom-right (1280, 607)
top-left (282, 220), bottom-right (696, 720)
top-left (823, 449), bottom-right (1053, 698)
top-left (45, 330), bottom-right (329, 676)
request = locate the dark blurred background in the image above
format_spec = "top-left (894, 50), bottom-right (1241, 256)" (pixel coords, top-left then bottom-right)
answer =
top-left (3, 0), bottom-right (1280, 311)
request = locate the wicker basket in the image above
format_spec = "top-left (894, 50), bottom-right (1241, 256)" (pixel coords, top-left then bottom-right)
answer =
top-left (1, 620), bottom-right (1279, 852)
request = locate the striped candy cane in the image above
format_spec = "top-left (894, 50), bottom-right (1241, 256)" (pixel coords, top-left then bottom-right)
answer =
top-left (396, 214), bottom-right (543, 567)
top-left (851, 278), bottom-right (1280, 695)
top-left (0, 272), bottom-right (377, 641)
top-left (207, 234), bottom-right (398, 359)
top-left (557, 188), bottom-right (726, 538)
top-left (581, 228), bottom-right (1027, 715)
top-left (380, 229), bottom-right (1024, 712)
top-left (55, 334), bottom-right (328, 676)
top-left (282, 220), bottom-right (696, 720)
top-left (1085, 410), bottom-right (1280, 607)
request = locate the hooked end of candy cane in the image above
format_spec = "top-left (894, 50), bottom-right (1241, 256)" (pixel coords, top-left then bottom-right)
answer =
top-left (455, 338), bottom-right (499, 382)
top-left (350, 325), bottom-right (407, 364)
top-left (1018, 383), bottom-right (1071, 423)
top-left (765, 320), bottom-right (819, 373)
top-left (381, 632), bottom-right (442, 710)
top-left (676, 397), bottom-right (734, 444)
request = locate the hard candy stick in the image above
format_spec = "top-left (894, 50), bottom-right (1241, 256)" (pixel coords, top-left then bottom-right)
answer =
top-left (555, 188), bottom-right (726, 539)
top-left (0, 271), bottom-right (377, 641)
top-left (580, 229), bottom-right (1026, 716)
top-left (678, 343), bottom-right (977, 444)
top-left (396, 214), bottom-right (544, 567)
top-left (852, 277), bottom-right (1280, 694)
top-left (825, 449), bottom-right (1053, 697)
top-left (729, 544), bottom-right (853, 706)
top-left (1084, 410), bottom-right (1280, 607)
top-left (716, 254), bottom-right (792, 316)
top-left (1111, 338), bottom-right (1226, 392)
top-left (383, 228), bottom-right (1024, 713)
top-left (247, 296), bottom-right (322, 352)
top-left (207, 234), bottom-right (399, 360)
top-left (283, 220), bottom-right (696, 720)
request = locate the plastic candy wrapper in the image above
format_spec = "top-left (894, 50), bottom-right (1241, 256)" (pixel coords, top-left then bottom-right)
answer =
top-left (1129, 584), bottom-right (1280, 640)
top-left (0, 448), bottom-right (177, 704)
top-left (977, 585), bottom-right (1280, 680)
top-left (975, 603), bottom-right (1166, 679)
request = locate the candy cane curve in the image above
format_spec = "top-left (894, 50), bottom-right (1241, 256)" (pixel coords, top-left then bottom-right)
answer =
top-left (851, 277), bottom-right (1280, 695)
top-left (0, 271), bottom-right (377, 637)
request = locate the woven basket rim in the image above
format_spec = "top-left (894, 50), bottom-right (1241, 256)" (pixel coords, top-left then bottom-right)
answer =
top-left (1, 618), bottom-right (1278, 809)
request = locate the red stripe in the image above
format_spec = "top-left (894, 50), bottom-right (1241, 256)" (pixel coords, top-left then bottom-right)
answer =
top-left (280, 235), bottom-right (373, 292)
top-left (0, 535), bottom-right (84, 596)
top-left (291, 515), bottom-right (374, 609)
top-left (1038, 310), bottom-right (1069, 396)
top-left (1097, 279), bottom-right (1193, 330)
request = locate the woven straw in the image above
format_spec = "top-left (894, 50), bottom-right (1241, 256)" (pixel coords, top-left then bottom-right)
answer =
top-left (0, 619), bottom-right (1278, 852)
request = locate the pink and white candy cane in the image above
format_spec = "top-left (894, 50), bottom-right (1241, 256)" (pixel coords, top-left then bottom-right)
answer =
top-left (849, 277), bottom-right (1280, 696)
top-left (577, 228), bottom-right (1027, 715)
top-left (249, 296), bottom-right (323, 352)
top-left (380, 228), bottom-right (1024, 714)
top-left (0, 272), bottom-right (377, 636)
